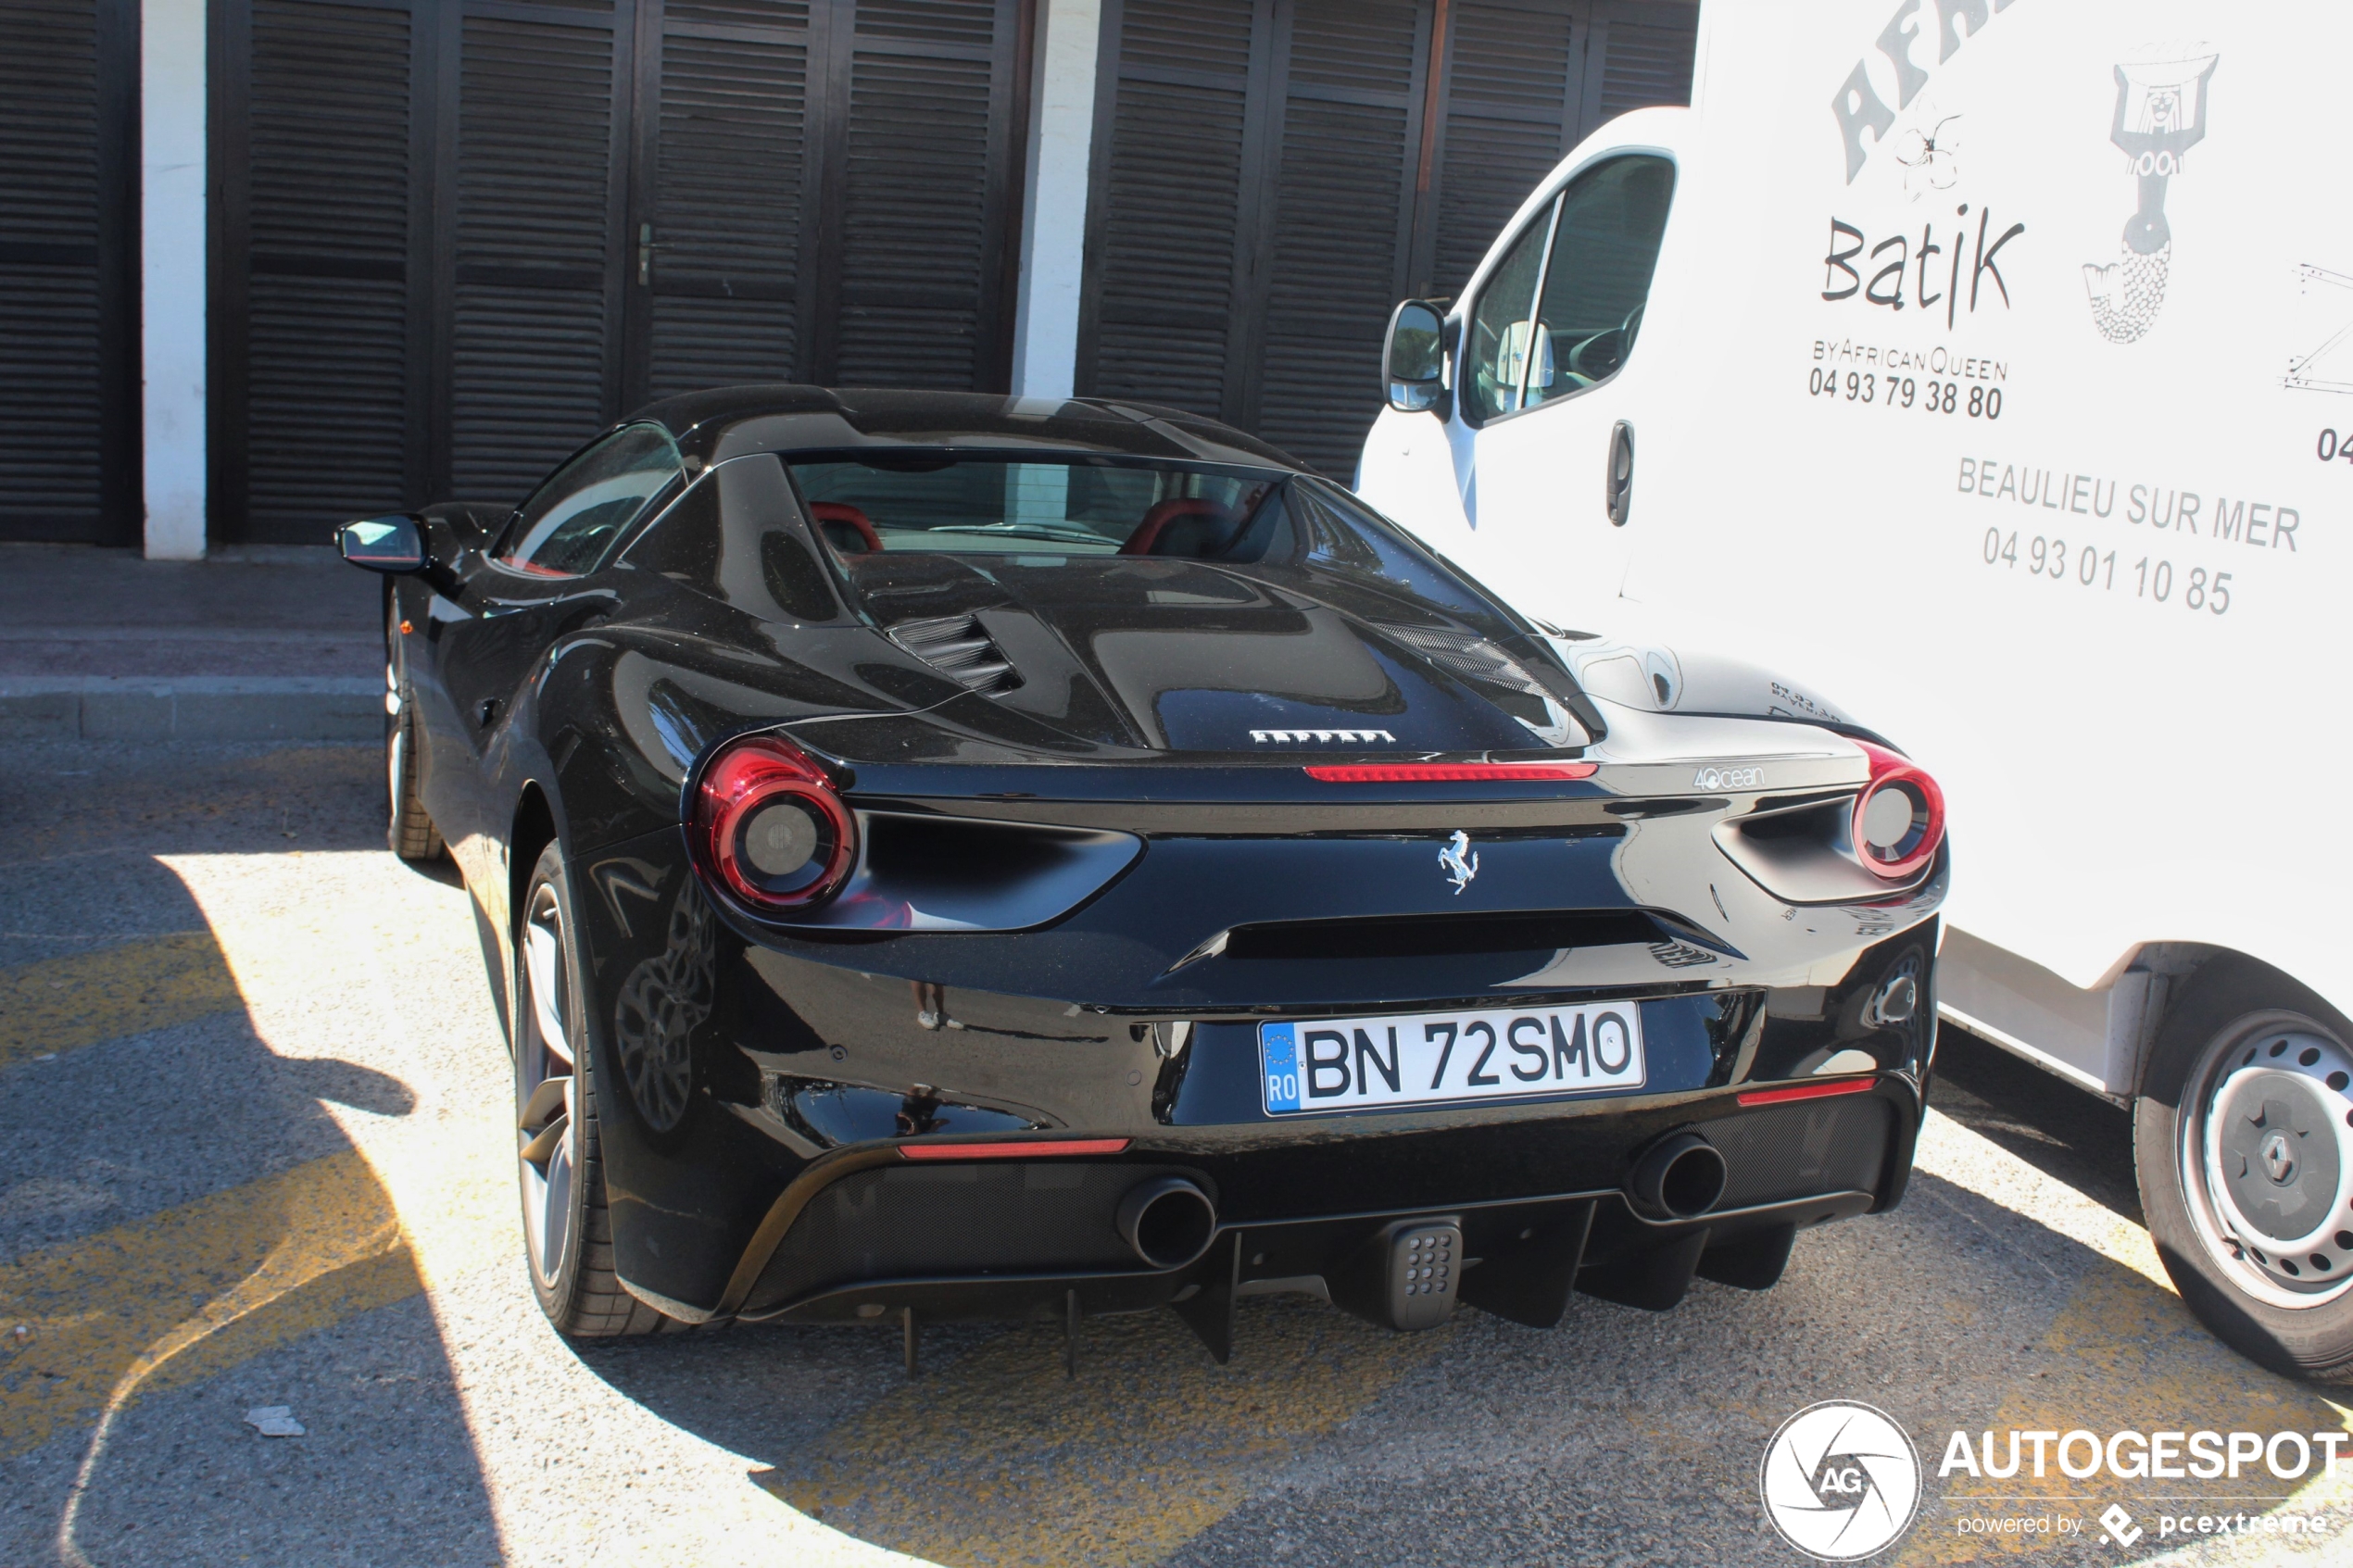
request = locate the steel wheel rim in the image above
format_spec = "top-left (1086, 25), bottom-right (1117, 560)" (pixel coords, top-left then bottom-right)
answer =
top-left (2177, 1015), bottom-right (2353, 1310)
top-left (517, 882), bottom-right (580, 1288)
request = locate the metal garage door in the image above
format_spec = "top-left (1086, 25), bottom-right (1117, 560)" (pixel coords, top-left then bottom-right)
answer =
top-left (210, 0), bottom-right (1031, 543)
top-left (1076, 0), bottom-right (1696, 478)
top-left (0, 0), bottom-right (138, 544)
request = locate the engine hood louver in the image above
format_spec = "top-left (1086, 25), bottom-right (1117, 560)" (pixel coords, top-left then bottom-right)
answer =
top-left (887, 612), bottom-right (1023, 696)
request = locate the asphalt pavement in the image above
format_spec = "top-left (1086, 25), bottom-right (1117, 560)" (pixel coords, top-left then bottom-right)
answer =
top-left (2, 736), bottom-right (2347, 1567)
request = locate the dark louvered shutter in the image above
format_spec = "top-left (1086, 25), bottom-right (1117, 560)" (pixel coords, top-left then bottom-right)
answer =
top-left (635, 0), bottom-right (1026, 397)
top-left (1582, 0), bottom-right (1695, 136)
top-left (826, 0), bottom-right (1021, 387)
top-left (229, 0), bottom-right (419, 540)
top-left (0, 0), bottom-right (135, 542)
top-left (448, 0), bottom-right (630, 507)
top-left (1426, 0), bottom-right (1579, 301)
top-left (640, 0), bottom-right (812, 396)
top-left (1252, 0), bottom-right (1427, 475)
top-left (1080, 0), bottom-right (1696, 479)
top-left (1080, 0), bottom-right (1264, 421)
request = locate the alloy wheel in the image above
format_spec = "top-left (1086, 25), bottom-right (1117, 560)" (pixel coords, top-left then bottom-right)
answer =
top-left (517, 883), bottom-right (580, 1287)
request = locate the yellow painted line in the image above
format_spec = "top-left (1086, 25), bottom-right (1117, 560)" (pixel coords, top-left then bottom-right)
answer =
top-left (0, 1149), bottom-right (420, 1461)
top-left (1897, 1262), bottom-right (2352, 1565)
top-left (0, 932), bottom-right (243, 1071)
top-left (760, 1298), bottom-right (1452, 1567)
top-left (1897, 1115), bottom-right (2353, 1565)
top-left (154, 853), bottom-right (525, 1298)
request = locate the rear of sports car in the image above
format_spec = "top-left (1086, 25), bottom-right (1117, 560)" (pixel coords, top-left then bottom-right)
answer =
top-left (555, 423), bottom-right (1947, 1355)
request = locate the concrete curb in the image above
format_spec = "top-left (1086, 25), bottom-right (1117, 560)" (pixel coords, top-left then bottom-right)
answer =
top-left (0, 677), bottom-right (384, 742)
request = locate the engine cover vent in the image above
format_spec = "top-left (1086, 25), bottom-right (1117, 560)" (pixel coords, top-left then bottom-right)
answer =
top-left (888, 613), bottom-right (1023, 695)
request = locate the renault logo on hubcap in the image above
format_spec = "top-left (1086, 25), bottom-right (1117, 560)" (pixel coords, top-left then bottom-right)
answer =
top-left (2260, 1128), bottom-right (2296, 1185)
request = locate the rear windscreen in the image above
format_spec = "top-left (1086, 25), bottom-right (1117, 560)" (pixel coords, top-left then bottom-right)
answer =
top-left (784, 457), bottom-right (1282, 558)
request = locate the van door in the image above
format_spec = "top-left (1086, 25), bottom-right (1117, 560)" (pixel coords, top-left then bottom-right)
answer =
top-left (1453, 154), bottom-right (1675, 630)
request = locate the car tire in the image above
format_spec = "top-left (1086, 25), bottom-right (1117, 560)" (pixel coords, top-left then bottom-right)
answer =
top-left (385, 623), bottom-right (445, 863)
top-left (2134, 958), bottom-right (2353, 1382)
top-left (514, 842), bottom-right (678, 1338)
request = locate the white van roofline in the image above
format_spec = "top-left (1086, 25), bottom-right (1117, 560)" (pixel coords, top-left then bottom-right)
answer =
top-left (1446, 106), bottom-right (1692, 320)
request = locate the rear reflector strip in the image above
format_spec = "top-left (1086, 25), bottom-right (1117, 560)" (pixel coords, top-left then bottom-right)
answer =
top-left (1303, 762), bottom-right (1599, 783)
top-left (1735, 1077), bottom-right (1877, 1108)
top-left (900, 1137), bottom-right (1131, 1160)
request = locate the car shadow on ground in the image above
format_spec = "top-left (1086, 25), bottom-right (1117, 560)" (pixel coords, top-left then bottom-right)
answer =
top-left (1931, 1024), bottom-right (2140, 1222)
top-left (570, 1040), bottom-right (2343, 1568)
top-left (0, 739), bottom-right (505, 1566)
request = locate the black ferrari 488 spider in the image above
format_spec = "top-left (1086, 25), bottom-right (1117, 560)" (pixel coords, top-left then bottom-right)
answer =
top-left (337, 385), bottom-right (1946, 1362)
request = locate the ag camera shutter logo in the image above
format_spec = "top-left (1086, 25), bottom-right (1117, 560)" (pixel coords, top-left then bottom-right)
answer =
top-left (1760, 1401), bottom-right (1922, 1561)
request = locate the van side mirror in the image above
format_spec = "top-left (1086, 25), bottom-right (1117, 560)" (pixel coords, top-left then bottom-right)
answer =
top-left (335, 514), bottom-right (429, 573)
top-left (1383, 299), bottom-right (1450, 417)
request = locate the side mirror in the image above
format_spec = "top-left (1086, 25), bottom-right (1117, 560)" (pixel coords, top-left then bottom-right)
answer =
top-left (1382, 299), bottom-right (1450, 416)
top-left (335, 515), bottom-right (428, 573)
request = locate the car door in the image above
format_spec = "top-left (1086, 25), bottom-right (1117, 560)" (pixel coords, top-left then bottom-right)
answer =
top-left (420, 423), bottom-right (686, 892)
top-left (1455, 154), bottom-right (1675, 631)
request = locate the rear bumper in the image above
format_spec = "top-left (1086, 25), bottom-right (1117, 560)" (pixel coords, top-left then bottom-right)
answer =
top-left (693, 1077), bottom-right (1913, 1341)
top-left (564, 821), bottom-right (1941, 1323)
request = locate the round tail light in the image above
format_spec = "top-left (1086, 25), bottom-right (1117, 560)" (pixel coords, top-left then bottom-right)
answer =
top-left (1851, 740), bottom-right (1944, 880)
top-left (695, 735), bottom-right (857, 910)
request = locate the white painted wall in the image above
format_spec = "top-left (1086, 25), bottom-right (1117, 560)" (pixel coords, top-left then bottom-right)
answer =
top-left (141, 0), bottom-right (207, 559)
top-left (1009, 0), bottom-right (1101, 400)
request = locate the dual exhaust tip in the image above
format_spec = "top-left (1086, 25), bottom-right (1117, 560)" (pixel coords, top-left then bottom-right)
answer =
top-left (1117, 1176), bottom-right (1217, 1270)
top-left (1115, 1136), bottom-right (1723, 1272)
top-left (1628, 1131), bottom-right (1727, 1220)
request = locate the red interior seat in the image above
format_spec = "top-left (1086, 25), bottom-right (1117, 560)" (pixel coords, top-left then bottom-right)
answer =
top-left (809, 502), bottom-right (881, 554)
top-left (1121, 498), bottom-right (1236, 557)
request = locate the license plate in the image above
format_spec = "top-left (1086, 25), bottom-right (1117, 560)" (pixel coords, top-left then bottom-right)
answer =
top-left (1259, 1003), bottom-right (1645, 1116)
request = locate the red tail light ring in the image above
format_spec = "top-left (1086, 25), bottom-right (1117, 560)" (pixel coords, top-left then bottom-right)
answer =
top-left (695, 734), bottom-right (858, 910)
top-left (1851, 740), bottom-right (1944, 880)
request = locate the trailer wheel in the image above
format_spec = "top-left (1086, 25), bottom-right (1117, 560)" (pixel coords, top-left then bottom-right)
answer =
top-left (2134, 960), bottom-right (2353, 1382)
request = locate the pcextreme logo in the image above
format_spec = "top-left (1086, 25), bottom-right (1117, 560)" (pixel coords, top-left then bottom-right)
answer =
top-left (1760, 1401), bottom-right (1922, 1561)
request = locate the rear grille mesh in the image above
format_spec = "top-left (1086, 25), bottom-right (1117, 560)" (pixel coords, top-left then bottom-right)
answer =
top-left (888, 613), bottom-right (1022, 695)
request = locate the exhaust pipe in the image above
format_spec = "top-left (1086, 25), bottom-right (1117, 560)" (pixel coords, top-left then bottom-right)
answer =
top-left (1627, 1131), bottom-right (1726, 1220)
top-left (1116, 1176), bottom-right (1216, 1269)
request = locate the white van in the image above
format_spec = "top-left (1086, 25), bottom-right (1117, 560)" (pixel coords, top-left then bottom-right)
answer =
top-left (1356, 0), bottom-right (2353, 1380)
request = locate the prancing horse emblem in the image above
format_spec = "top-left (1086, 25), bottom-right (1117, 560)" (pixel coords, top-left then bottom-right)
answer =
top-left (1439, 831), bottom-right (1478, 895)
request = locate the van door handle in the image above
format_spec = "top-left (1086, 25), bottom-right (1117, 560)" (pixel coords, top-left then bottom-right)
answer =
top-left (1605, 420), bottom-right (1634, 526)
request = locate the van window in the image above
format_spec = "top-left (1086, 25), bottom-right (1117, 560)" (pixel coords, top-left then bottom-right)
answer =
top-left (1461, 201), bottom-right (1557, 425)
top-left (1520, 157), bottom-right (1674, 409)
